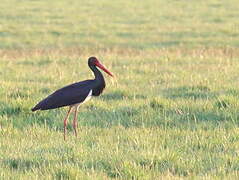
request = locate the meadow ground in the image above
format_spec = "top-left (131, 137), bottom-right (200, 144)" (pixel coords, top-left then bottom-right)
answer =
top-left (1, 0), bottom-right (239, 179)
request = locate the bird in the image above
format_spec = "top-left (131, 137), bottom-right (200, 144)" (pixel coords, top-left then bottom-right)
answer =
top-left (32, 57), bottom-right (114, 140)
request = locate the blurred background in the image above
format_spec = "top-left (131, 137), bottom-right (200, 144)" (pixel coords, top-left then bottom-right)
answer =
top-left (1, 0), bottom-right (239, 179)
top-left (0, 0), bottom-right (238, 50)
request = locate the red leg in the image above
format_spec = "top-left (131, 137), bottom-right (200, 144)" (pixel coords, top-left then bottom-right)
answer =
top-left (64, 107), bottom-right (72, 141)
top-left (73, 106), bottom-right (79, 137)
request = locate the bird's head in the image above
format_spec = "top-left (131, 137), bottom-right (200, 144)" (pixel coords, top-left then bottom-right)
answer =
top-left (88, 57), bottom-right (114, 77)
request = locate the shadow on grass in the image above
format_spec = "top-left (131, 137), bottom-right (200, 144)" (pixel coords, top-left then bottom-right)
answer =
top-left (3, 90), bottom-right (236, 131)
top-left (61, 104), bottom-right (234, 131)
top-left (6, 103), bottom-right (235, 132)
top-left (164, 85), bottom-right (217, 100)
top-left (100, 90), bottom-right (146, 101)
top-left (0, 102), bottom-right (26, 116)
top-left (11, 105), bottom-right (143, 131)
top-left (3, 158), bottom-right (43, 171)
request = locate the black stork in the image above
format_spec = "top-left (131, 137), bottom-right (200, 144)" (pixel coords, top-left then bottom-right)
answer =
top-left (31, 57), bottom-right (113, 140)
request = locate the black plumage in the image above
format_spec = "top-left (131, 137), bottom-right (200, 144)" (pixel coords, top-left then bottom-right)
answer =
top-left (31, 80), bottom-right (94, 111)
top-left (31, 57), bottom-right (113, 140)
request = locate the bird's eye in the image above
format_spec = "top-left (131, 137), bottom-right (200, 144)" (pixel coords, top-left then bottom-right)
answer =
top-left (94, 59), bottom-right (99, 64)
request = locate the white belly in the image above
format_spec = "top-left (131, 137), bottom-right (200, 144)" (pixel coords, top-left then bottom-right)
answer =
top-left (83, 89), bottom-right (92, 103)
top-left (71, 89), bottom-right (92, 107)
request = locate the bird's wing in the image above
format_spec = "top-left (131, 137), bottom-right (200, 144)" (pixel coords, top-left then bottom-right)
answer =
top-left (32, 80), bottom-right (94, 111)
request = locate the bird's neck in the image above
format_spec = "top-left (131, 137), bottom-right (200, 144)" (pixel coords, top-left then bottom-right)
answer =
top-left (90, 65), bottom-right (105, 82)
top-left (89, 65), bottom-right (106, 96)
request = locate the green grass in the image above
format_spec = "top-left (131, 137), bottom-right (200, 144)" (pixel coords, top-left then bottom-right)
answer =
top-left (1, 0), bottom-right (239, 179)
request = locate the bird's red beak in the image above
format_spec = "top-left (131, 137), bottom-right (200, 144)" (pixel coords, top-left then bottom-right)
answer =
top-left (95, 61), bottom-right (114, 77)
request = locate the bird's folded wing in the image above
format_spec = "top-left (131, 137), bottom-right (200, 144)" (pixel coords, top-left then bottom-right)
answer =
top-left (32, 80), bottom-right (94, 110)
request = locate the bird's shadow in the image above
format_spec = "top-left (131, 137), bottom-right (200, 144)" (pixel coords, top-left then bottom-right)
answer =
top-left (30, 101), bottom-right (234, 132)
top-left (2, 86), bottom-right (236, 132)
top-left (163, 85), bottom-right (217, 100)
top-left (100, 90), bottom-right (147, 101)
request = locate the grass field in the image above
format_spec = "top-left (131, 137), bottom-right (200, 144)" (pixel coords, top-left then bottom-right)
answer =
top-left (1, 0), bottom-right (239, 179)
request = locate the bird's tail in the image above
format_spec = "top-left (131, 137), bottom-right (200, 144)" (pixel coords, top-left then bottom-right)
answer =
top-left (31, 104), bottom-right (41, 112)
top-left (31, 107), bottom-right (38, 112)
